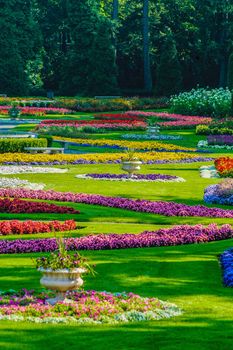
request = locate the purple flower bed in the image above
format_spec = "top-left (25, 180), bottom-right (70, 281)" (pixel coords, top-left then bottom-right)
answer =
top-left (220, 249), bottom-right (233, 287)
top-left (1, 224), bottom-right (233, 254)
top-left (3, 157), bottom-right (214, 166)
top-left (204, 184), bottom-right (233, 206)
top-left (0, 188), bottom-right (233, 218)
top-left (208, 135), bottom-right (233, 146)
top-left (77, 173), bottom-right (184, 182)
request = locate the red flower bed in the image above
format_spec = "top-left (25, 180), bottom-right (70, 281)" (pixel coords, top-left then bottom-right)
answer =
top-left (215, 157), bottom-right (233, 177)
top-left (0, 106), bottom-right (72, 116)
top-left (0, 198), bottom-right (80, 214)
top-left (0, 219), bottom-right (76, 235)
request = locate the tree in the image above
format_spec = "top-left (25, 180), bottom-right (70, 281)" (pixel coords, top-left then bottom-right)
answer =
top-left (61, 0), bottom-right (118, 95)
top-left (156, 33), bottom-right (182, 96)
top-left (142, 0), bottom-right (152, 93)
top-left (227, 53), bottom-right (233, 90)
top-left (0, 0), bottom-right (41, 95)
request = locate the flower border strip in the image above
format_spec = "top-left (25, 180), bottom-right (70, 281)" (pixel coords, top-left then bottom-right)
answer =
top-left (0, 188), bottom-right (232, 219)
top-left (1, 224), bottom-right (233, 254)
top-left (75, 173), bottom-right (185, 183)
top-left (220, 248), bottom-right (233, 287)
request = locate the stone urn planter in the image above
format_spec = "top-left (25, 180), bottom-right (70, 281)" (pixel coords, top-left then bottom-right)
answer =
top-left (147, 125), bottom-right (160, 136)
top-left (121, 160), bottom-right (142, 177)
top-left (39, 267), bottom-right (86, 305)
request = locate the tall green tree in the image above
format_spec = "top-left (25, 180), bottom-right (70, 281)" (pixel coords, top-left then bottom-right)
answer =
top-left (61, 0), bottom-right (118, 95)
top-left (156, 33), bottom-right (182, 96)
top-left (227, 53), bottom-right (233, 90)
top-left (142, 0), bottom-right (152, 93)
top-left (0, 0), bottom-right (40, 95)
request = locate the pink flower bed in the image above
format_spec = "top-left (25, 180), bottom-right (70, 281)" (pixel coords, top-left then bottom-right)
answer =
top-left (0, 220), bottom-right (76, 235)
top-left (0, 106), bottom-right (72, 115)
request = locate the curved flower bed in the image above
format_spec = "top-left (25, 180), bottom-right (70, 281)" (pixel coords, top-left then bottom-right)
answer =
top-left (220, 249), bottom-right (233, 287)
top-left (1, 152), bottom-right (214, 166)
top-left (204, 182), bottom-right (233, 206)
top-left (75, 173), bottom-right (185, 182)
top-left (1, 188), bottom-right (232, 219)
top-left (0, 290), bottom-right (181, 324)
top-left (53, 136), bottom-right (194, 152)
top-left (215, 157), bottom-right (233, 177)
top-left (122, 134), bottom-right (183, 141)
top-left (0, 198), bottom-right (80, 214)
top-left (0, 177), bottom-right (44, 190)
top-left (0, 224), bottom-right (232, 254)
top-left (0, 166), bottom-right (67, 175)
top-left (0, 220), bottom-right (76, 236)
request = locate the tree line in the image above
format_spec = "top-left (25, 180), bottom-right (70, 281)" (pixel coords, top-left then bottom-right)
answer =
top-left (0, 0), bottom-right (233, 96)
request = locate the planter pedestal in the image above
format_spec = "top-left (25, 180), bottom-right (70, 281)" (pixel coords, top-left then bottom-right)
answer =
top-left (121, 161), bottom-right (142, 177)
top-left (39, 268), bottom-right (86, 305)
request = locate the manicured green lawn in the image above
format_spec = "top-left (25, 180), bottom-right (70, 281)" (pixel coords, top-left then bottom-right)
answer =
top-left (0, 126), bottom-right (232, 349)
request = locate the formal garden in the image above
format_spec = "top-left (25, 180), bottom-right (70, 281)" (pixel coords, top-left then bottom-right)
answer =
top-left (1, 0), bottom-right (233, 349)
top-left (0, 90), bottom-right (232, 349)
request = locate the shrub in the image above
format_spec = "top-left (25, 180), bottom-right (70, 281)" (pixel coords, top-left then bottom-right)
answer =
top-left (0, 138), bottom-right (47, 153)
top-left (171, 88), bottom-right (232, 117)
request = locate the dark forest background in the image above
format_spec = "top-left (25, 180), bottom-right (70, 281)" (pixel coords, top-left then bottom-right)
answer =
top-left (0, 0), bottom-right (233, 96)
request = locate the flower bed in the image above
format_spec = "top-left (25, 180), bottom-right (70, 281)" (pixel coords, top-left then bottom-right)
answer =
top-left (1, 224), bottom-right (232, 253)
top-left (124, 112), bottom-right (212, 129)
top-left (0, 289), bottom-right (181, 324)
top-left (0, 152), bottom-right (214, 165)
top-left (0, 166), bottom-right (67, 174)
top-left (208, 135), bottom-right (233, 146)
top-left (0, 198), bottom-right (80, 214)
top-left (122, 134), bottom-right (183, 141)
top-left (198, 140), bottom-right (233, 151)
top-left (1, 188), bottom-right (233, 219)
top-left (214, 157), bottom-right (233, 177)
top-left (0, 177), bottom-right (44, 190)
top-left (220, 248), bottom-right (233, 287)
top-left (0, 106), bottom-right (72, 116)
top-left (0, 220), bottom-right (76, 236)
top-left (53, 137), bottom-right (194, 152)
top-left (204, 179), bottom-right (233, 205)
top-left (75, 173), bottom-right (185, 182)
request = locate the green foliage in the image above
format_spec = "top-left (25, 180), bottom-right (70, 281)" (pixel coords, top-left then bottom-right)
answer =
top-left (196, 125), bottom-right (233, 136)
top-left (0, 138), bottom-right (47, 153)
top-left (156, 34), bottom-right (182, 96)
top-left (227, 53), bottom-right (233, 90)
top-left (60, 0), bottom-right (118, 96)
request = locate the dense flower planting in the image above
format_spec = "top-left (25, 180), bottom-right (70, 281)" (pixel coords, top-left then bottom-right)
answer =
top-left (204, 179), bottom-right (233, 205)
top-left (0, 152), bottom-right (213, 165)
top-left (0, 289), bottom-right (181, 324)
top-left (170, 87), bottom-right (232, 117)
top-left (198, 140), bottom-right (233, 151)
top-left (122, 134), bottom-right (182, 141)
top-left (0, 177), bottom-right (44, 190)
top-left (1, 224), bottom-right (233, 254)
top-left (75, 173), bottom-right (185, 182)
top-left (208, 135), bottom-right (233, 146)
top-left (0, 198), bottom-right (80, 214)
top-left (53, 136), bottom-right (194, 152)
top-left (220, 249), bottom-right (233, 287)
top-left (0, 166), bottom-right (67, 175)
top-left (0, 106), bottom-right (72, 116)
top-left (1, 188), bottom-right (232, 219)
top-left (0, 220), bottom-right (76, 236)
top-left (215, 157), bottom-right (233, 177)
top-left (125, 111), bottom-right (212, 129)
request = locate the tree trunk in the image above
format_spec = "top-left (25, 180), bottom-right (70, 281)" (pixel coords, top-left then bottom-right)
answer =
top-left (143, 0), bottom-right (152, 94)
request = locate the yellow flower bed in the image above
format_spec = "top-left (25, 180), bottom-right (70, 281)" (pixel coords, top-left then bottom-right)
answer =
top-left (0, 152), bottom-right (205, 164)
top-left (53, 137), bottom-right (194, 152)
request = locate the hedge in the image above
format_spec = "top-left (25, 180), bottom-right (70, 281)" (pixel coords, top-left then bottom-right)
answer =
top-left (0, 138), bottom-right (47, 153)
